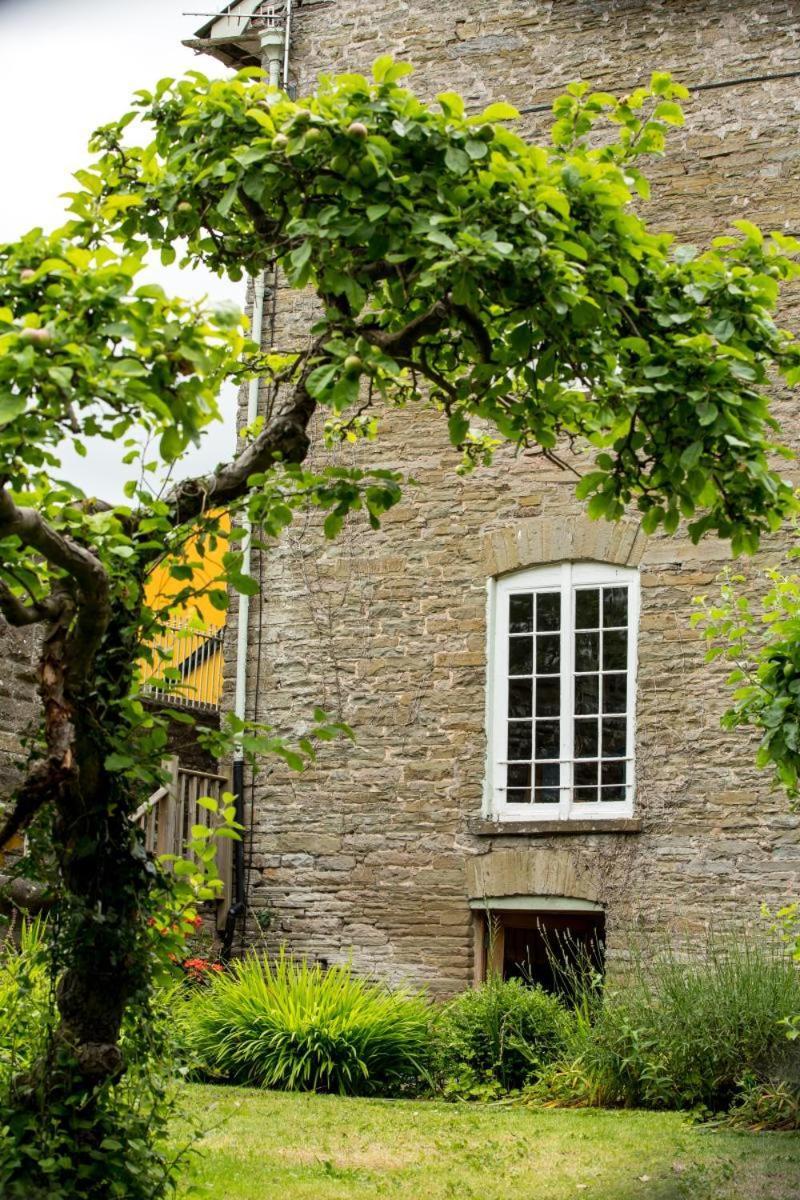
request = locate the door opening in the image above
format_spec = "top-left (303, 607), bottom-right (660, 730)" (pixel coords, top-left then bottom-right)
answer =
top-left (474, 903), bottom-right (605, 995)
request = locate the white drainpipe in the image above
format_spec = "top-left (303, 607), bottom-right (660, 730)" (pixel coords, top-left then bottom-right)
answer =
top-left (233, 271), bottom-right (267, 743)
top-left (232, 8), bottom-right (290, 746)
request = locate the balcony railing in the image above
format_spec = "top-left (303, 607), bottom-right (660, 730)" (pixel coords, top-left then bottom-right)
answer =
top-left (140, 617), bottom-right (224, 713)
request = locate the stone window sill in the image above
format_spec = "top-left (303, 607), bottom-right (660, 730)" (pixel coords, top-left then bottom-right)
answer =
top-left (468, 818), bottom-right (643, 837)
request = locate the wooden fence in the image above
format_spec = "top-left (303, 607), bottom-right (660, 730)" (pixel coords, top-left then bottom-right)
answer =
top-left (134, 757), bottom-right (233, 930)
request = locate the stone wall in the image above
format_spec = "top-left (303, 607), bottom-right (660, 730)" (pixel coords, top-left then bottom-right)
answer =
top-left (226, 0), bottom-right (800, 994)
top-left (0, 624), bottom-right (39, 805)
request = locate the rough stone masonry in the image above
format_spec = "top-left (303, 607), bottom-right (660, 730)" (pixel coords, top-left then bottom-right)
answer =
top-left (224, 1), bottom-right (800, 991)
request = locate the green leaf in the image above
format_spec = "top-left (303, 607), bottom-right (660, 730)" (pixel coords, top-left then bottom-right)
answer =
top-left (104, 752), bottom-right (134, 771)
top-left (437, 92), bottom-right (465, 119)
top-left (0, 396), bottom-right (26, 424)
top-left (448, 411), bottom-right (469, 445)
top-left (324, 512), bottom-right (344, 539)
top-left (444, 146), bottom-right (470, 175)
top-left (480, 102), bottom-right (520, 121)
top-left (306, 362), bottom-right (338, 398)
top-left (652, 100), bottom-right (684, 126)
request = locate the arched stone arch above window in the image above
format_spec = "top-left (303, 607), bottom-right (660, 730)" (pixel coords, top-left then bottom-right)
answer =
top-left (482, 515), bottom-right (646, 579)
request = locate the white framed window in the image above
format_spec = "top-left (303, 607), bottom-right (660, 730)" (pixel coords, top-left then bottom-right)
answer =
top-left (485, 561), bottom-right (639, 821)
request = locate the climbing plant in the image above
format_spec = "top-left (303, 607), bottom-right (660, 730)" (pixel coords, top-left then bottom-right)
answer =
top-left (0, 58), bottom-right (799, 1195)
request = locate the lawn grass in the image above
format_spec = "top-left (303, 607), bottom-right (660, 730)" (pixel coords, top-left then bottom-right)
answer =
top-left (178, 1084), bottom-right (800, 1199)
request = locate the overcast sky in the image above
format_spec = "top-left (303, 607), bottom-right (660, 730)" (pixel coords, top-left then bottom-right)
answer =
top-left (0, 0), bottom-right (244, 501)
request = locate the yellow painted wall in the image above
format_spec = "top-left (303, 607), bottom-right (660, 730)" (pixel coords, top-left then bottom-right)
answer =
top-left (140, 515), bottom-right (228, 709)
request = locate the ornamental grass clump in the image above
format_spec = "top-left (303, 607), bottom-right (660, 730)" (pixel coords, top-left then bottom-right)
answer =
top-left (529, 932), bottom-right (800, 1117)
top-left (184, 951), bottom-right (433, 1095)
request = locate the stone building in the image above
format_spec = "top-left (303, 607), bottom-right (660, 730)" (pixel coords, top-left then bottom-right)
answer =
top-left (188, 0), bottom-right (800, 995)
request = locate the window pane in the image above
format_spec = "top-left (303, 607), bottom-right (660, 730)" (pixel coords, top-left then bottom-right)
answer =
top-left (574, 718), bottom-right (599, 758)
top-left (507, 789), bottom-right (531, 804)
top-left (575, 631), bottom-right (599, 672)
top-left (536, 635), bottom-right (560, 674)
top-left (508, 678), bottom-right (533, 718)
top-left (574, 760), bottom-right (597, 787)
top-left (536, 677), bottom-right (560, 717)
top-left (534, 787), bottom-right (559, 804)
top-left (509, 637), bottom-right (533, 675)
top-left (575, 589), bottom-right (599, 629)
top-left (508, 722), bottom-right (532, 761)
top-left (603, 587), bottom-right (628, 628)
top-left (509, 593), bottom-right (533, 633)
top-left (535, 761), bottom-right (560, 789)
top-left (535, 720), bottom-right (560, 758)
top-left (536, 592), bottom-right (560, 632)
top-left (573, 786), bottom-right (598, 804)
top-left (602, 718), bottom-right (627, 758)
top-left (601, 759), bottom-right (626, 786)
top-left (601, 784), bottom-right (626, 802)
top-left (602, 673), bottom-right (627, 714)
top-left (575, 674), bottom-right (599, 715)
top-left (508, 763), bottom-right (531, 788)
top-left (603, 630), bottom-right (627, 671)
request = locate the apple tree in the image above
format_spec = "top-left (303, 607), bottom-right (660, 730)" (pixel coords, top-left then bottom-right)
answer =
top-left (1, 59), bottom-right (799, 1196)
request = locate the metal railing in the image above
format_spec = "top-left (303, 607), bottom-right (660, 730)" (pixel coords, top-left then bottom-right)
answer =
top-left (134, 757), bottom-right (233, 930)
top-left (140, 617), bottom-right (224, 713)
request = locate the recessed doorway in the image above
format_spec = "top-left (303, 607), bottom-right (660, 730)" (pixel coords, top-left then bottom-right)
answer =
top-left (471, 897), bottom-right (605, 995)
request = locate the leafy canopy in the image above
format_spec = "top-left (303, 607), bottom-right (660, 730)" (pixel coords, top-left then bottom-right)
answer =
top-left (70, 60), bottom-right (800, 554)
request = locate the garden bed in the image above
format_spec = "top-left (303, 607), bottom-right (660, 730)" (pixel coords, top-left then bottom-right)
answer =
top-left (179, 1084), bottom-right (800, 1200)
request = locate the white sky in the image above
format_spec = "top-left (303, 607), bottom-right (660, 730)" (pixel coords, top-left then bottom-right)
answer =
top-left (0, 0), bottom-right (244, 502)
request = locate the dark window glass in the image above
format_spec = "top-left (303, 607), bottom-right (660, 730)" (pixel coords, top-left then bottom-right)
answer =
top-left (574, 718), bottom-right (599, 758)
top-left (534, 787), bottom-right (560, 804)
top-left (602, 718), bottom-right (627, 758)
top-left (603, 630), bottom-right (627, 671)
top-left (536, 592), bottom-right (560, 632)
top-left (575, 674), bottom-right (599, 715)
top-left (603, 587), bottom-right (628, 628)
top-left (507, 789), bottom-right (531, 804)
top-left (573, 786), bottom-right (598, 804)
top-left (575, 631), bottom-right (599, 672)
top-left (536, 635), bottom-right (560, 674)
top-left (575, 589), bottom-right (599, 629)
top-left (536, 677), bottom-right (560, 717)
top-left (508, 762), bottom-right (532, 788)
top-left (509, 593), bottom-right (534, 633)
top-left (535, 720), bottom-right (560, 759)
top-left (509, 637), bottom-right (533, 676)
top-left (535, 761), bottom-right (560, 789)
top-left (602, 673), bottom-right (627, 714)
top-left (601, 784), bottom-right (626, 802)
top-left (574, 760), bottom-right (598, 787)
top-left (601, 759), bottom-right (626, 786)
top-left (508, 722), bottom-right (533, 761)
top-left (508, 678), bottom-right (533, 718)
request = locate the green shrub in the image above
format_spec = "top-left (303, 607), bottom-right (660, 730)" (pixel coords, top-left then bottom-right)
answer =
top-left (0, 916), bottom-right (52, 1082)
top-left (434, 975), bottom-right (573, 1093)
top-left (183, 951), bottom-right (433, 1095)
top-left (529, 934), bottom-right (800, 1113)
top-left (726, 1071), bottom-right (800, 1131)
top-left (0, 919), bottom-right (197, 1200)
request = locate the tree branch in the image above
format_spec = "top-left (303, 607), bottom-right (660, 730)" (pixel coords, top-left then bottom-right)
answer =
top-left (358, 300), bottom-right (450, 356)
top-left (451, 302), bottom-right (493, 362)
top-left (0, 580), bottom-right (62, 627)
top-left (167, 342), bottom-right (322, 528)
top-left (0, 490), bottom-right (111, 687)
top-left (0, 762), bottom-right (58, 853)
